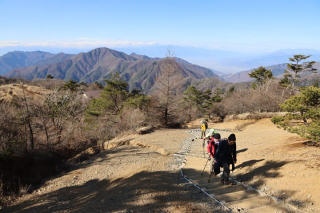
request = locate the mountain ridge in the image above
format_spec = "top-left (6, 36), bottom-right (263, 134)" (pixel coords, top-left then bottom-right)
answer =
top-left (0, 51), bottom-right (74, 75)
top-left (7, 47), bottom-right (219, 93)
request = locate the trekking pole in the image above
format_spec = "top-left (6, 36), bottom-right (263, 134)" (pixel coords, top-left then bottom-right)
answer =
top-left (201, 156), bottom-right (210, 176)
top-left (202, 140), bottom-right (205, 158)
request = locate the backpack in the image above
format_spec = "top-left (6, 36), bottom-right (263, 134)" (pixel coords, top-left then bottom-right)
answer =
top-left (203, 120), bottom-right (208, 129)
top-left (201, 124), bottom-right (206, 131)
top-left (207, 139), bottom-right (215, 157)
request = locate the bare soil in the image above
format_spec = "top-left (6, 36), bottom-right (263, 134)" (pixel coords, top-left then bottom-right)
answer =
top-left (189, 118), bottom-right (320, 212)
top-left (3, 129), bottom-right (219, 213)
top-left (4, 119), bottom-right (320, 212)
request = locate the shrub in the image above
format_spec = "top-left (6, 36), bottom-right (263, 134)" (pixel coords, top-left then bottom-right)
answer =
top-left (85, 73), bottom-right (157, 141)
top-left (0, 88), bottom-right (91, 200)
top-left (272, 86), bottom-right (320, 143)
top-left (219, 80), bottom-right (291, 115)
top-left (271, 115), bottom-right (285, 124)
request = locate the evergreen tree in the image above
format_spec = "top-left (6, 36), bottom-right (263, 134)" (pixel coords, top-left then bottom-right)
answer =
top-left (61, 80), bottom-right (80, 92)
top-left (100, 73), bottom-right (129, 115)
top-left (46, 74), bottom-right (54, 79)
top-left (183, 86), bottom-right (224, 119)
top-left (212, 88), bottom-right (224, 102)
top-left (249, 66), bottom-right (273, 88)
top-left (280, 55), bottom-right (317, 87)
top-left (272, 86), bottom-right (320, 143)
top-left (87, 73), bottom-right (150, 116)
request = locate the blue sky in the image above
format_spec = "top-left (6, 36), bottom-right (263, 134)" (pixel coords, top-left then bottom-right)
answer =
top-left (1, 0), bottom-right (320, 52)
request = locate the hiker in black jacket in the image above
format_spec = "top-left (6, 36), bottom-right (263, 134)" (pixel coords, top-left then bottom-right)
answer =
top-left (213, 133), bottom-right (237, 184)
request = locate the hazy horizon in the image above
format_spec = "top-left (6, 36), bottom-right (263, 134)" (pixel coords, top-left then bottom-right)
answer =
top-left (1, 0), bottom-right (319, 73)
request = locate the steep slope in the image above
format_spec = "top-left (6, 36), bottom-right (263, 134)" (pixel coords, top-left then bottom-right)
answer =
top-left (0, 51), bottom-right (73, 75)
top-left (36, 53), bottom-right (74, 66)
top-left (8, 48), bottom-right (218, 93)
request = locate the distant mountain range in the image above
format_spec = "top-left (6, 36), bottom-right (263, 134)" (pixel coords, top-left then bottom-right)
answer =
top-left (6, 48), bottom-right (219, 93)
top-left (3, 45), bottom-right (320, 73)
top-left (114, 46), bottom-right (320, 73)
top-left (222, 63), bottom-right (288, 83)
top-left (2, 47), bottom-right (320, 88)
top-left (0, 51), bottom-right (73, 75)
top-left (222, 62), bottom-right (320, 83)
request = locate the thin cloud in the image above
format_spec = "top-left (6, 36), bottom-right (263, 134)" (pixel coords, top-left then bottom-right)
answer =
top-left (0, 39), bottom-right (158, 48)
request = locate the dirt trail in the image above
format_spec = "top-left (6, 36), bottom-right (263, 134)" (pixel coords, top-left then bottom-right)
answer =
top-left (185, 118), bottom-right (320, 212)
top-left (4, 119), bottom-right (320, 212)
top-left (184, 130), bottom-right (293, 212)
top-left (3, 129), bottom-right (218, 213)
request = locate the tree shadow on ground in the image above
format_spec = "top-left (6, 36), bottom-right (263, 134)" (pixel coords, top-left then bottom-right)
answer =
top-left (235, 160), bottom-right (289, 182)
top-left (233, 160), bottom-right (312, 209)
top-left (4, 169), bottom-right (225, 213)
top-left (235, 159), bottom-right (264, 169)
top-left (236, 148), bottom-right (248, 154)
top-left (3, 151), bottom-right (310, 212)
top-left (183, 161), bottom-right (301, 213)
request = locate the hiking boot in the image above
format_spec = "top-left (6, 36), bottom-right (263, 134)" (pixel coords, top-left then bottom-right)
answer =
top-left (224, 180), bottom-right (231, 185)
top-left (224, 180), bottom-right (236, 185)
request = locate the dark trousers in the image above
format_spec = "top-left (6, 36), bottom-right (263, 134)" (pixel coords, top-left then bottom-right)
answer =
top-left (213, 161), bottom-right (230, 181)
top-left (221, 162), bottom-right (230, 181)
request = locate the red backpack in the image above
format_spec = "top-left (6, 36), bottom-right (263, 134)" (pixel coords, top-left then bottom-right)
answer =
top-left (207, 138), bottom-right (215, 158)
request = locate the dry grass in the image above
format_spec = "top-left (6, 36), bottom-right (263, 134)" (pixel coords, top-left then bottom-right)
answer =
top-left (0, 83), bottom-right (50, 103)
top-left (225, 112), bottom-right (288, 121)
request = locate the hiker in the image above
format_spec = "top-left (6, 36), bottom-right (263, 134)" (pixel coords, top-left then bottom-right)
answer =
top-left (202, 128), bottom-right (217, 156)
top-left (213, 133), bottom-right (237, 184)
top-left (207, 132), bottom-right (218, 158)
top-left (207, 133), bottom-right (221, 182)
top-left (200, 119), bottom-right (208, 139)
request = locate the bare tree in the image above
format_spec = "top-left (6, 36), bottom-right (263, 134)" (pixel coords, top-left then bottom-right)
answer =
top-left (156, 50), bottom-right (180, 126)
top-left (20, 83), bottom-right (35, 151)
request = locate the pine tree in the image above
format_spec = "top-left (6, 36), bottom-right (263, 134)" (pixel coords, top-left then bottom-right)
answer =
top-left (280, 55), bottom-right (317, 87)
top-left (272, 86), bottom-right (320, 143)
top-left (249, 66), bottom-right (273, 88)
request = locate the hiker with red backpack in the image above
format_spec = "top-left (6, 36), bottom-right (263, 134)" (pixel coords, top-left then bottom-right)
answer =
top-left (211, 133), bottom-right (237, 184)
top-left (207, 132), bottom-right (218, 159)
top-left (207, 133), bottom-right (221, 182)
top-left (201, 130), bottom-right (219, 175)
